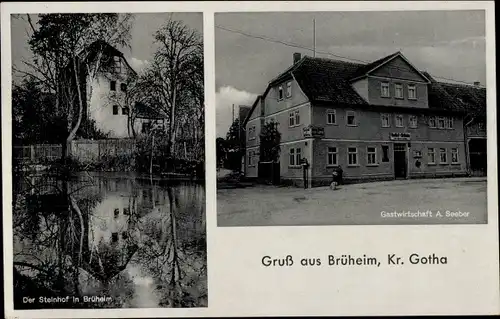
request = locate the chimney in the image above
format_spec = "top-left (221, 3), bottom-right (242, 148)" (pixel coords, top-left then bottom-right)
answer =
top-left (473, 81), bottom-right (480, 87)
top-left (293, 52), bottom-right (302, 64)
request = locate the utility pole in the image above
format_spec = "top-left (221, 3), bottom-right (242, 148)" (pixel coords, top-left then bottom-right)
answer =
top-left (232, 104), bottom-right (235, 123)
top-left (313, 18), bottom-right (316, 58)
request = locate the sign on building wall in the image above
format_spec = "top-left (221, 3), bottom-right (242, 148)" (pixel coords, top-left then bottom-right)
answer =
top-left (389, 132), bottom-right (411, 141)
top-left (303, 125), bottom-right (325, 138)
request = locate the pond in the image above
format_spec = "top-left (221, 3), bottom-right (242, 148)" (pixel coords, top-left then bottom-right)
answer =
top-left (12, 172), bottom-right (207, 309)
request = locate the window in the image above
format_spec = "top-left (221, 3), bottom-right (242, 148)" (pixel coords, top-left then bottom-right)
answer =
top-left (111, 232), bottom-right (118, 243)
top-left (113, 56), bottom-right (121, 73)
top-left (289, 148), bottom-right (295, 166)
top-left (395, 83), bottom-right (403, 99)
top-left (381, 82), bottom-right (390, 97)
top-left (289, 147), bottom-right (301, 166)
top-left (289, 110), bottom-right (300, 127)
top-left (113, 105), bottom-right (119, 115)
top-left (248, 126), bottom-right (256, 140)
top-left (286, 81), bottom-right (292, 98)
top-left (121, 83), bottom-right (127, 92)
top-left (123, 207), bottom-right (130, 215)
top-left (381, 113), bottom-right (390, 127)
top-left (439, 148), bottom-right (447, 164)
top-left (278, 85), bottom-right (284, 100)
top-left (382, 145), bottom-right (390, 162)
top-left (122, 232), bottom-right (128, 240)
top-left (327, 147), bottom-right (338, 166)
top-left (437, 117), bottom-right (446, 129)
top-left (428, 148), bottom-right (436, 164)
top-left (114, 208), bottom-right (119, 217)
top-left (446, 117), bottom-right (454, 129)
top-left (478, 122), bottom-right (485, 131)
top-left (110, 80), bottom-right (116, 91)
top-left (395, 114), bottom-right (404, 127)
top-left (295, 148), bottom-right (302, 166)
top-left (367, 147), bottom-right (377, 165)
top-left (142, 122), bottom-right (151, 133)
top-left (346, 111), bottom-right (356, 126)
top-left (327, 110), bottom-right (337, 125)
top-left (451, 148), bottom-right (459, 164)
top-left (409, 115), bottom-right (418, 128)
top-left (122, 107), bottom-right (129, 115)
top-left (429, 116), bottom-right (436, 128)
top-left (348, 147), bottom-right (358, 166)
top-left (408, 84), bottom-right (416, 100)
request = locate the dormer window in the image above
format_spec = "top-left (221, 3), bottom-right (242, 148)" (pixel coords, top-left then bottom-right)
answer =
top-left (278, 85), bottom-right (284, 100)
top-left (395, 114), bottom-right (404, 127)
top-left (395, 83), bottom-right (403, 99)
top-left (381, 113), bottom-right (390, 127)
top-left (429, 116), bottom-right (436, 128)
top-left (381, 82), bottom-right (390, 97)
top-left (408, 84), bottom-right (417, 100)
top-left (409, 115), bottom-right (418, 128)
top-left (437, 117), bottom-right (446, 129)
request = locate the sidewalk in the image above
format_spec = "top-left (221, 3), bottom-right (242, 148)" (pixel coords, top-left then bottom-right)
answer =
top-left (217, 177), bottom-right (487, 226)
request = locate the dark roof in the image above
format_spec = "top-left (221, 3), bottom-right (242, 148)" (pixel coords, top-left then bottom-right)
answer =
top-left (238, 105), bottom-right (251, 123)
top-left (292, 56), bottom-right (368, 104)
top-left (242, 95), bottom-right (262, 126)
top-left (423, 71), bottom-right (486, 117)
top-left (135, 102), bottom-right (168, 119)
top-left (245, 54), bottom-right (485, 123)
top-left (80, 40), bottom-right (138, 76)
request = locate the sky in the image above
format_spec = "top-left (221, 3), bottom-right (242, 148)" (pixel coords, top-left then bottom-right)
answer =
top-left (11, 12), bottom-right (203, 79)
top-left (215, 10), bottom-right (486, 137)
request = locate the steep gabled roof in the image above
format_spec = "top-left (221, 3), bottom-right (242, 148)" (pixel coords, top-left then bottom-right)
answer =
top-left (350, 51), bottom-right (400, 80)
top-left (80, 40), bottom-right (138, 76)
top-left (242, 95), bottom-right (262, 126)
top-left (350, 51), bottom-right (431, 83)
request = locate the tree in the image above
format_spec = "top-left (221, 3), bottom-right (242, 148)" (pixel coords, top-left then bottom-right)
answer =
top-left (12, 77), bottom-right (66, 144)
top-left (224, 118), bottom-right (245, 171)
top-left (216, 137), bottom-right (227, 167)
top-left (259, 120), bottom-right (281, 162)
top-left (136, 19), bottom-right (204, 165)
top-left (16, 13), bottom-right (134, 157)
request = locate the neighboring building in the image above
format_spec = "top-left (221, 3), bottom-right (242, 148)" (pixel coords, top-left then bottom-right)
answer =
top-left (243, 52), bottom-right (486, 187)
top-left (425, 77), bottom-right (487, 175)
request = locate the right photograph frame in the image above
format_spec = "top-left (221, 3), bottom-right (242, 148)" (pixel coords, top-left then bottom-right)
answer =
top-left (215, 10), bottom-right (487, 227)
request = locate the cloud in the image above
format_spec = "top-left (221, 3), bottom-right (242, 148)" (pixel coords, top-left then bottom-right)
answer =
top-left (128, 57), bottom-right (150, 74)
top-left (216, 86), bottom-right (258, 138)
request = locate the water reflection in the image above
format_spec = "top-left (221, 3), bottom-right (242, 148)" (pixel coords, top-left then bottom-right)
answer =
top-left (13, 172), bottom-right (207, 309)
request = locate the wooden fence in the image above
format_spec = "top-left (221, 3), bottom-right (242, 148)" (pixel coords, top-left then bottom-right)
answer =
top-left (13, 144), bottom-right (62, 163)
top-left (13, 139), bottom-right (137, 164)
top-left (69, 139), bottom-right (137, 162)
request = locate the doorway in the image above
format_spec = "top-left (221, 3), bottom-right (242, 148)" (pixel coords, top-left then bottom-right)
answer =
top-left (393, 143), bottom-right (407, 179)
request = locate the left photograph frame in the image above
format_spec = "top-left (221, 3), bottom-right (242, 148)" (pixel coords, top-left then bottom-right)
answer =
top-left (7, 11), bottom-right (207, 309)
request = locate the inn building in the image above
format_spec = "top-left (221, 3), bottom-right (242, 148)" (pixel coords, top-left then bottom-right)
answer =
top-left (243, 52), bottom-right (486, 187)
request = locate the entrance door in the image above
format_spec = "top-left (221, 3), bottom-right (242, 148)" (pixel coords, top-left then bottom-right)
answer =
top-left (393, 143), bottom-right (407, 179)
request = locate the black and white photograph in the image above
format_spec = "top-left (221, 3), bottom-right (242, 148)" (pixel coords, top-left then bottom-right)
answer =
top-left (215, 11), bottom-right (488, 227)
top-left (10, 12), bottom-right (207, 308)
